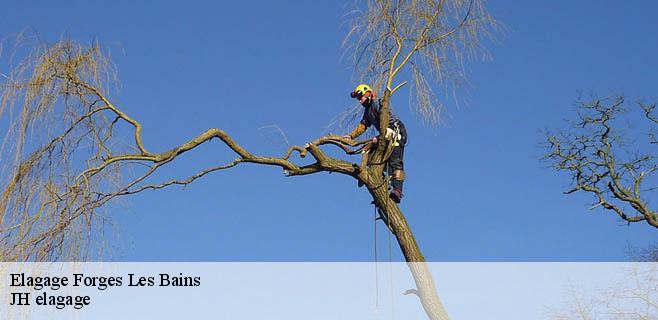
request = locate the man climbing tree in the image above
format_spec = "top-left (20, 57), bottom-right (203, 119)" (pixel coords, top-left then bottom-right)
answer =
top-left (0, 1), bottom-right (495, 319)
top-left (346, 84), bottom-right (407, 203)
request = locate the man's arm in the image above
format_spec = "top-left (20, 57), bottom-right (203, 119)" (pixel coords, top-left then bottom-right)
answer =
top-left (347, 122), bottom-right (367, 139)
top-left (346, 107), bottom-right (371, 140)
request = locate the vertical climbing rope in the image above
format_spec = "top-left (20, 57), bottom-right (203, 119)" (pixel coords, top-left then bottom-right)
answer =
top-left (370, 136), bottom-right (398, 319)
top-left (385, 157), bottom-right (396, 320)
top-left (374, 204), bottom-right (380, 315)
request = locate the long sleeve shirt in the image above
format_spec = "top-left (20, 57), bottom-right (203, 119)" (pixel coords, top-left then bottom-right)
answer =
top-left (349, 99), bottom-right (399, 139)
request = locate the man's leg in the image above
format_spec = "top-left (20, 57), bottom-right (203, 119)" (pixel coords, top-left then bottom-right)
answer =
top-left (388, 145), bottom-right (405, 203)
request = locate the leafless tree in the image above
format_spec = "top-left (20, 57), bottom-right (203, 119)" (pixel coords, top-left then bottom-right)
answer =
top-left (1, 1), bottom-right (495, 319)
top-left (544, 96), bottom-right (658, 229)
top-left (549, 264), bottom-right (657, 320)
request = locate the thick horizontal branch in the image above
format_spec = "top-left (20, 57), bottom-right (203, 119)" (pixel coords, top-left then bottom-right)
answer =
top-left (73, 128), bottom-right (371, 207)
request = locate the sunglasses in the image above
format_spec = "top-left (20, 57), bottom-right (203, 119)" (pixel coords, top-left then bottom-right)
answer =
top-left (350, 91), bottom-right (363, 99)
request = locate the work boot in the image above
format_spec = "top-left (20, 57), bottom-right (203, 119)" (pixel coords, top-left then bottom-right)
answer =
top-left (390, 175), bottom-right (404, 203)
top-left (390, 187), bottom-right (403, 203)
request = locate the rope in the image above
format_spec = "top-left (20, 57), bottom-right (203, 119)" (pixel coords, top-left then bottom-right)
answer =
top-left (389, 227), bottom-right (395, 320)
top-left (371, 127), bottom-right (401, 319)
top-left (374, 204), bottom-right (379, 315)
top-left (385, 161), bottom-right (396, 320)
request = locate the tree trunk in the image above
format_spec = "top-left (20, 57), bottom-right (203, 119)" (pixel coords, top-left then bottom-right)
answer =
top-left (366, 174), bottom-right (450, 320)
top-left (359, 89), bottom-right (450, 320)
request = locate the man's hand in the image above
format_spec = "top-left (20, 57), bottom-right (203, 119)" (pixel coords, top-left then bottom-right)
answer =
top-left (361, 136), bottom-right (378, 154)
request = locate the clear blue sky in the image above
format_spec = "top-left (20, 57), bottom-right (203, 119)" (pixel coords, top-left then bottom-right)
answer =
top-left (1, 1), bottom-right (656, 261)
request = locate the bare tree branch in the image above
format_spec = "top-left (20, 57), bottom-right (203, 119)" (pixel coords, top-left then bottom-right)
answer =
top-left (544, 96), bottom-right (658, 229)
top-left (342, 0), bottom-right (496, 128)
top-left (0, 37), bottom-right (376, 262)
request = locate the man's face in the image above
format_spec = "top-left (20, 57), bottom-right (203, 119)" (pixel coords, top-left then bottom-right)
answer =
top-left (359, 92), bottom-right (373, 105)
top-left (351, 89), bottom-right (373, 106)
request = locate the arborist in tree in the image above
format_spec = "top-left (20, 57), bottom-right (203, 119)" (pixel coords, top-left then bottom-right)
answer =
top-left (345, 84), bottom-right (407, 203)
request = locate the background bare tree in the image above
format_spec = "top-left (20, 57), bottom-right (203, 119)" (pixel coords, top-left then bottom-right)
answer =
top-left (549, 264), bottom-right (657, 320)
top-left (0, 1), bottom-right (495, 319)
top-left (544, 96), bottom-right (658, 229)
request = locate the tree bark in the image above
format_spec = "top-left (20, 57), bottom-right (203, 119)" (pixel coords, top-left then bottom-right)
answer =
top-left (366, 174), bottom-right (450, 320)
